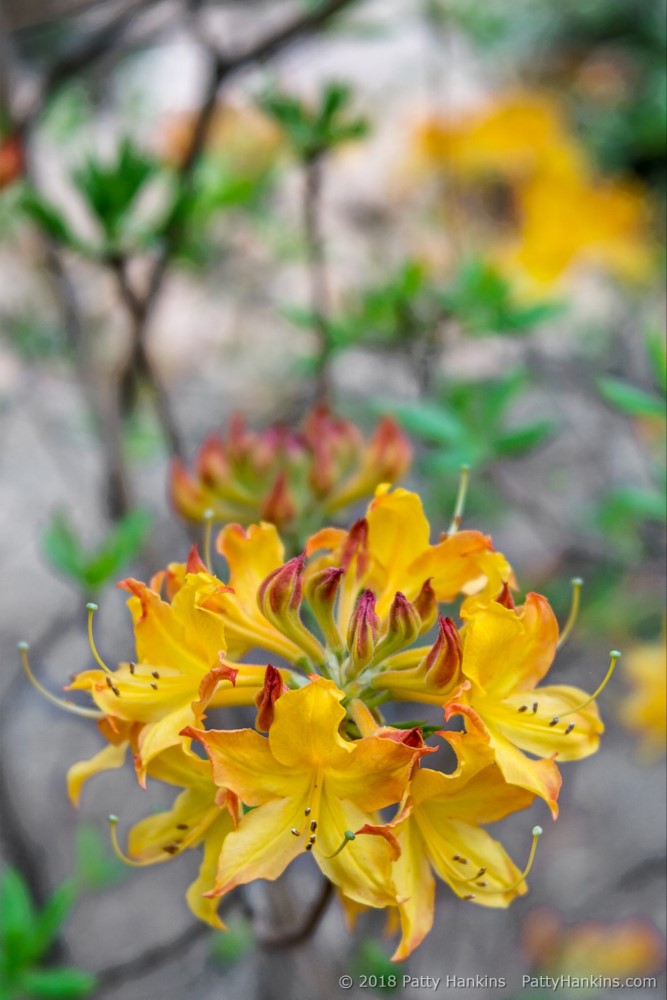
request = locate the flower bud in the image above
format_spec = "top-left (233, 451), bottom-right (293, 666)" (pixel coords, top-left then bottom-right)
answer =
top-left (304, 566), bottom-right (345, 655)
top-left (196, 433), bottom-right (228, 486)
top-left (413, 577), bottom-right (438, 635)
top-left (421, 615), bottom-right (462, 689)
top-left (341, 518), bottom-right (370, 582)
top-left (346, 589), bottom-right (380, 676)
top-left (258, 556), bottom-right (325, 665)
top-left (254, 664), bottom-right (287, 732)
top-left (372, 592), bottom-right (421, 663)
top-left (261, 472), bottom-right (297, 530)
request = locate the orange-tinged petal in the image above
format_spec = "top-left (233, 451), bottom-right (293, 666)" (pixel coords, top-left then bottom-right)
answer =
top-left (409, 531), bottom-right (511, 604)
top-left (325, 736), bottom-right (419, 812)
top-left (445, 702), bottom-right (562, 816)
top-left (185, 727), bottom-right (303, 806)
top-left (460, 593), bottom-right (558, 696)
top-left (216, 522), bottom-right (285, 607)
top-left (67, 741), bottom-right (127, 807)
top-left (411, 761), bottom-right (534, 826)
top-left (366, 488), bottom-right (431, 617)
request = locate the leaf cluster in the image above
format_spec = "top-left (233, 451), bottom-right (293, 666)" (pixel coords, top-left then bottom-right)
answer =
top-left (0, 869), bottom-right (95, 1000)
top-left (260, 82), bottom-right (368, 163)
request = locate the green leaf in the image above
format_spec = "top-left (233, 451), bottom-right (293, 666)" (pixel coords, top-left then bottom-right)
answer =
top-left (598, 376), bottom-right (666, 418)
top-left (598, 487), bottom-right (667, 527)
top-left (32, 883), bottom-right (76, 960)
top-left (646, 328), bottom-right (667, 395)
top-left (72, 139), bottom-right (157, 243)
top-left (352, 940), bottom-right (401, 988)
top-left (20, 190), bottom-right (80, 249)
top-left (0, 868), bottom-right (36, 973)
top-left (379, 400), bottom-right (463, 445)
top-left (18, 967), bottom-right (96, 998)
top-left (494, 420), bottom-right (555, 456)
top-left (42, 511), bottom-right (84, 582)
top-left (209, 917), bottom-right (254, 966)
top-left (83, 508), bottom-right (152, 589)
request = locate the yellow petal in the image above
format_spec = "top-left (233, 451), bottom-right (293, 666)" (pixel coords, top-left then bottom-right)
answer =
top-left (186, 813), bottom-right (234, 929)
top-left (67, 741), bottom-right (127, 807)
top-left (211, 796), bottom-right (309, 896)
top-left (314, 791), bottom-right (398, 909)
top-left (366, 489), bottom-right (431, 617)
top-left (390, 815), bottom-right (435, 962)
top-left (187, 727), bottom-right (301, 805)
top-left (409, 531), bottom-right (511, 604)
top-left (268, 678), bottom-right (352, 770)
top-left (495, 686), bottom-right (603, 761)
top-left (216, 522), bottom-right (285, 607)
top-left (127, 790), bottom-right (217, 860)
top-left (325, 736), bottom-right (418, 812)
top-left (460, 593), bottom-right (559, 696)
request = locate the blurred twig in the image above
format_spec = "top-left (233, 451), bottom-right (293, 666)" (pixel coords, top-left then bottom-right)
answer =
top-left (303, 155), bottom-right (332, 399)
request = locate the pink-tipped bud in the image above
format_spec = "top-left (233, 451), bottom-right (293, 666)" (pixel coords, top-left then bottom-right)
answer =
top-left (366, 417), bottom-right (412, 482)
top-left (169, 458), bottom-right (206, 520)
top-left (258, 555), bottom-right (305, 620)
top-left (258, 556), bottom-right (325, 666)
top-left (261, 472), bottom-right (297, 530)
top-left (254, 664), bottom-right (287, 732)
top-left (420, 615), bottom-right (462, 689)
top-left (196, 433), bottom-right (228, 485)
top-left (372, 592), bottom-right (421, 663)
top-left (304, 567), bottom-right (345, 654)
top-left (347, 589), bottom-right (380, 675)
top-left (413, 577), bottom-right (438, 635)
top-left (341, 518), bottom-right (370, 581)
top-left (495, 581), bottom-right (515, 609)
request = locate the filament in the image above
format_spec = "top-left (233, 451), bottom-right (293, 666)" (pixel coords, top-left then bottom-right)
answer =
top-left (448, 465), bottom-right (470, 535)
top-left (108, 815), bottom-right (172, 868)
top-left (556, 578), bottom-right (583, 649)
top-left (555, 650), bottom-right (620, 721)
top-left (321, 830), bottom-right (356, 859)
top-left (86, 603), bottom-right (114, 675)
top-left (470, 826), bottom-right (542, 897)
top-left (19, 642), bottom-right (103, 719)
top-left (203, 509), bottom-right (215, 572)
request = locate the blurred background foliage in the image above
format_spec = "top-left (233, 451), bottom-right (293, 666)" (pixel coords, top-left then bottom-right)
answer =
top-left (0, 0), bottom-right (664, 997)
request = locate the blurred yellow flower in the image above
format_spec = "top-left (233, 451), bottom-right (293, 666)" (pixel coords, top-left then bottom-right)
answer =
top-left (619, 633), bottom-right (667, 758)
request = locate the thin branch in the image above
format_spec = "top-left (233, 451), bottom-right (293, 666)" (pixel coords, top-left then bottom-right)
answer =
top-left (96, 921), bottom-right (210, 992)
top-left (303, 155), bottom-right (332, 399)
top-left (255, 878), bottom-right (334, 950)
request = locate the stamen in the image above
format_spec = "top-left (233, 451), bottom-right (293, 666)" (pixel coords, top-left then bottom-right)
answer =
top-left (321, 830), bottom-right (356, 860)
top-left (564, 723), bottom-right (575, 735)
top-left (472, 826), bottom-right (543, 896)
top-left (549, 717), bottom-right (559, 727)
top-left (518, 705), bottom-right (528, 713)
top-left (452, 855), bottom-right (469, 864)
top-left (558, 650), bottom-right (620, 719)
top-left (557, 578), bottom-right (583, 649)
top-left (176, 823), bottom-right (188, 830)
top-left (108, 815), bottom-right (170, 868)
top-left (448, 465), bottom-right (471, 535)
top-left (532, 702), bottom-right (538, 714)
top-left (19, 642), bottom-right (103, 719)
top-left (304, 807), bottom-right (311, 816)
top-left (310, 821), bottom-right (318, 832)
top-left (203, 509), bottom-right (215, 573)
top-left (86, 603), bottom-right (114, 676)
top-left (152, 670), bottom-right (160, 679)
top-left (150, 682), bottom-right (158, 690)
top-left (290, 828), bottom-right (300, 836)
top-left (129, 662), bottom-right (136, 675)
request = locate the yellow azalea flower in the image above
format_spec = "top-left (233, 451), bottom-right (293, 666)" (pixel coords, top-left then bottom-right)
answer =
top-left (183, 677), bottom-right (419, 909)
top-left (67, 717), bottom-right (137, 807)
top-left (67, 573), bottom-right (286, 782)
top-left (348, 700), bottom-right (536, 961)
top-left (444, 594), bottom-right (604, 816)
top-left (619, 634), bottom-right (667, 759)
top-left (110, 746), bottom-right (238, 929)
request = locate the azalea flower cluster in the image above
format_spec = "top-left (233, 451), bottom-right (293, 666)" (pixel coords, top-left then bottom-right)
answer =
top-left (170, 405), bottom-right (411, 543)
top-left (23, 486), bottom-right (613, 961)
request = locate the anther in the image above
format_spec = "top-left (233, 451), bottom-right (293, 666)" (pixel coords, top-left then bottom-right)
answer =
top-left (176, 824), bottom-right (188, 830)
top-left (452, 855), bottom-right (469, 864)
top-left (518, 705), bottom-right (528, 713)
top-left (462, 894), bottom-right (475, 901)
top-left (150, 682), bottom-right (158, 690)
top-left (111, 685), bottom-right (121, 698)
top-left (304, 807), bottom-right (311, 816)
top-left (105, 676), bottom-right (114, 688)
top-left (152, 670), bottom-right (160, 679)
top-left (564, 723), bottom-right (575, 735)
top-left (129, 662), bottom-right (136, 674)
top-left (549, 716), bottom-right (559, 727)
top-left (310, 821), bottom-right (317, 832)
top-left (476, 881), bottom-right (487, 887)
top-left (162, 845), bottom-right (179, 855)
top-left (291, 828), bottom-right (300, 836)
top-left (532, 702), bottom-right (538, 714)
top-left (305, 842), bottom-right (314, 851)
